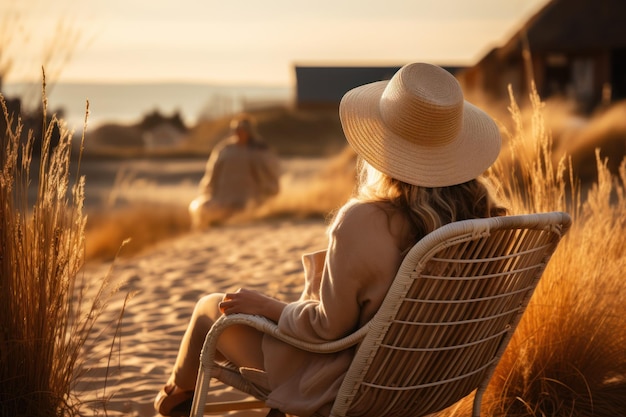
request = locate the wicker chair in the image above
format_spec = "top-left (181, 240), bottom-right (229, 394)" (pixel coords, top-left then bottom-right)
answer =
top-left (190, 212), bottom-right (571, 417)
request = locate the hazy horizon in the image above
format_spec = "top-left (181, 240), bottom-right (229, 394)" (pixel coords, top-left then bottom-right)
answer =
top-left (2, 81), bottom-right (292, 129)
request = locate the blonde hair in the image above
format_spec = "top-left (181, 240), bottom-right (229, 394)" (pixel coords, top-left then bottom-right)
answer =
top-left (355, 160), bottom-right (506, 240)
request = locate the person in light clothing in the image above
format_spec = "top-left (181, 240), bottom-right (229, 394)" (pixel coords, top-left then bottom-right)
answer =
top-left (189, 114), bottom-right (281, 229)
top-left (157, 62), bottom-right (506, 417)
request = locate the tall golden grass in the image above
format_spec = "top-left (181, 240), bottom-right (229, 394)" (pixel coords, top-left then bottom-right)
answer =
top-left (0, 81), bottom-right (124, 416)
top-left (85, 203), bottom-right (190, 260)
top-left (439, 86), bottom-right (626, 416)
top-left (494, 90), bottom-right (626, 416)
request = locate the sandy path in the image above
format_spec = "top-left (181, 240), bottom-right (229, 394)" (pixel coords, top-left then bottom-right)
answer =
top-left (77, 218), bottom-right (329, 416)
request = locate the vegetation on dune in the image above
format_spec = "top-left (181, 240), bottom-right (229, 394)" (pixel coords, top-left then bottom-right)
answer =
top-left (0, 81), bottom-right (125, 416)
top-left (439, 85), bottom-right (626, 416)
top-left (85, 203), bottom-right (191, 260)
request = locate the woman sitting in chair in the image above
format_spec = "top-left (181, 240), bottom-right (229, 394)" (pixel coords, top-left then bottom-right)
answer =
top-left (155, 62), bottom-right (506, 417)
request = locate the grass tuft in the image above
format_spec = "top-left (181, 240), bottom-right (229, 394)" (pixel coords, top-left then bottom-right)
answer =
top-left (0, 77), bottom-right (122, 416)
top-left (438, 84), bottom-right (626, 417)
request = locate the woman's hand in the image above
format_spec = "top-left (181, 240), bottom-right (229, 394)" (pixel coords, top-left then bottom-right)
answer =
top-left (219, 288), bottom-right (286, 323)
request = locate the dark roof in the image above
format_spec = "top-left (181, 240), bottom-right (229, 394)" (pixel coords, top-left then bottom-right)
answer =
top-left (499, 0), bottom-right (626, 57)
top-left (295, 65), bottom-right (467, 105)
top-left (295, 66), bottom-right (402, 104)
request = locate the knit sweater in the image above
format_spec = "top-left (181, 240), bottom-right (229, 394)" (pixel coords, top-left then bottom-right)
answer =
top-left (262, 201), bottom-right (412, 416)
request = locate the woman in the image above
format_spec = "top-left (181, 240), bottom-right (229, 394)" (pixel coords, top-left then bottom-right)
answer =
top-left (156, 62), bottom-right (505, 417)
top-left (188, 114), bottom-right (281, 229)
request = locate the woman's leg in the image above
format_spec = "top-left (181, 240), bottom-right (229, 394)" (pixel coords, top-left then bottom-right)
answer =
top-left (168, 293), bottom-right (265, 391)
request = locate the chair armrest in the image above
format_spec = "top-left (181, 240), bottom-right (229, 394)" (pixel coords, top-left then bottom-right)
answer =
top-left (204, 313), bottom-right (369, 358)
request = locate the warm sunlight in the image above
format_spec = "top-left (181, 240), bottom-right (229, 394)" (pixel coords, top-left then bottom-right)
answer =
top-left (4, 0), bottom-right (549, 85)
top-left (4, 1), bottom-right (625, 415)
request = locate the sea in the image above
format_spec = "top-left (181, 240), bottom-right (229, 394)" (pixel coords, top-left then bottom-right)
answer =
top-left (2, 82), bottom-right (293, 131)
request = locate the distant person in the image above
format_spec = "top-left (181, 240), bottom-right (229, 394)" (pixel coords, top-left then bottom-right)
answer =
top-left (189, 114), bottom-right (281, 229)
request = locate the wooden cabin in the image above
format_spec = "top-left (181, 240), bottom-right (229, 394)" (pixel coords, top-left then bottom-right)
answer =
top-left (460, 0), bottom-right (626, 112)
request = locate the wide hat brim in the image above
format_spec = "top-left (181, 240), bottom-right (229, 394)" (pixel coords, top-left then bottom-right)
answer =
top-left (339, 79), bottom-right (501, 187)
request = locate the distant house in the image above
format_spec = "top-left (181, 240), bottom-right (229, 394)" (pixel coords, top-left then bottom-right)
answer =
top-left (294, 65), bottom-right (467, 109)
top-left (460, 0), bottom-right (626, 112)
top-left (87, 110), bottom-right (188, 151)
top-left (138, 110), bottom-right (188, 150)
top-left (142, 123), bottom-right (186, 150)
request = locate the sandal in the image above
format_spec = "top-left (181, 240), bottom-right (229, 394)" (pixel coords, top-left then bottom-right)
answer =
top-left (154, 384), bottom-right (194, 416)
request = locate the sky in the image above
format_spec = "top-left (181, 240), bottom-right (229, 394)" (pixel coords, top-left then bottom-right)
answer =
top-left (2, 0), bottom-right (550, 87)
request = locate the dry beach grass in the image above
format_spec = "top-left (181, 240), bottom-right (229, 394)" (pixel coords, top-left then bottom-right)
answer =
top-left (0, 88), bottom-right (126, 416)
top-left (2, 83), bottom-right (626, 417)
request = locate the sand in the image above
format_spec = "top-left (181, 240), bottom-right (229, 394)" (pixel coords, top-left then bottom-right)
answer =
top-left (76, 218), bottom-right (330, 417)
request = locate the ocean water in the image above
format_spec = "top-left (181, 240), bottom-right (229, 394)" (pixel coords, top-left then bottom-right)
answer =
top-left (2, 82), bottom-right (292, 130)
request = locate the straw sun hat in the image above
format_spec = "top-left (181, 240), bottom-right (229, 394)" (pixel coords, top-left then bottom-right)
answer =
top-left (339, 62), bottom-right (501, 187)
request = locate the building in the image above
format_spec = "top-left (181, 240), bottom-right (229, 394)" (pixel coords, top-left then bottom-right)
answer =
top-left (295, 65), bottom-right (466, 109)
top-left (460, 0), bottom-right (626, 112)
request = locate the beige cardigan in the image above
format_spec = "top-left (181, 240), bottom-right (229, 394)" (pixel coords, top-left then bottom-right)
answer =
top-left (262, 201), bottom-right (411, 416)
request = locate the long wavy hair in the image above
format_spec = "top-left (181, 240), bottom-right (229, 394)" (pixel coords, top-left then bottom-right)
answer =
top-left (355, 160), bottom-right (507, 241)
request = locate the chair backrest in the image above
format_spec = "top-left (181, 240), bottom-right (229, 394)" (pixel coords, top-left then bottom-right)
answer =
top-left (331, 212), bottom-right (571, 417)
